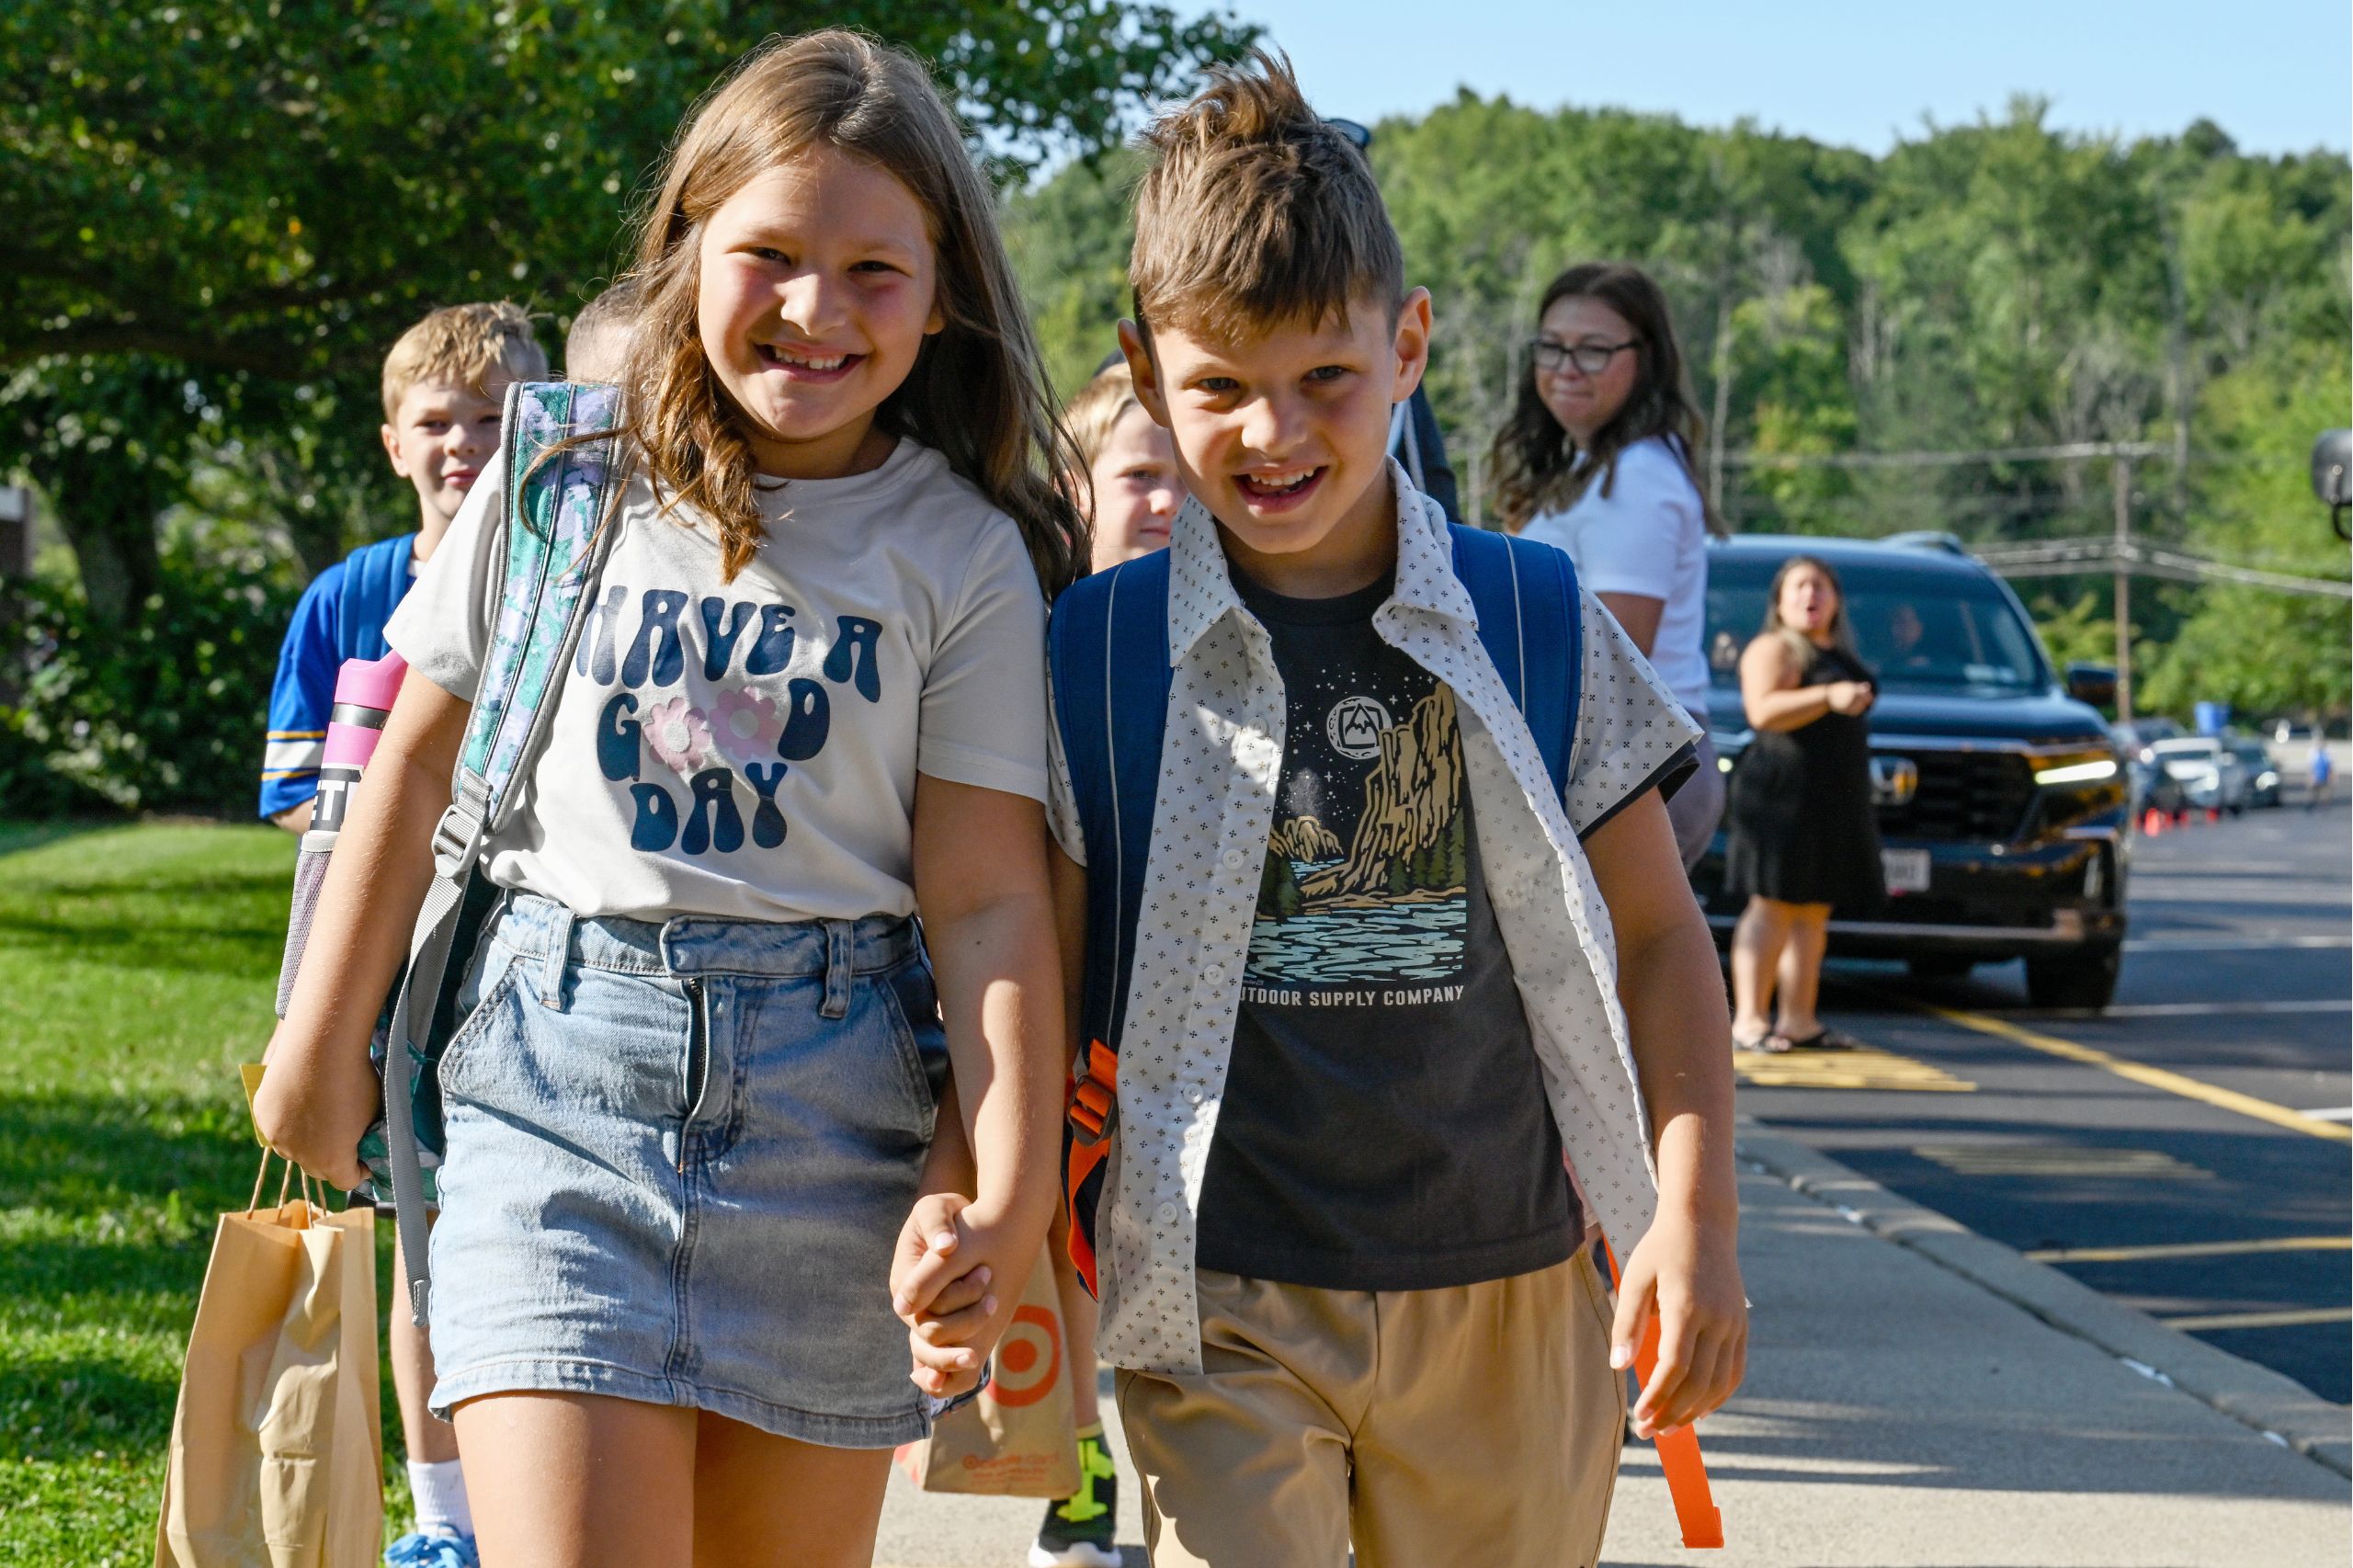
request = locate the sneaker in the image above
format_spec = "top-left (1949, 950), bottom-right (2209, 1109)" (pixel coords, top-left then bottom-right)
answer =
top-left (1029, 1428), bottom-right (1120, 1568)
top-left (386, 1531), bottom-right (480, 1568)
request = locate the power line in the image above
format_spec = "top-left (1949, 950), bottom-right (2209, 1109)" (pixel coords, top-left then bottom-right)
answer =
top-left (1724, 441), bottom-right (2168, 471)
top-left (1975, 538), bottom-right (2352, 598)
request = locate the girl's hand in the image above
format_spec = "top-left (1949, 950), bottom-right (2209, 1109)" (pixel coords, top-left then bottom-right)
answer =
top-left (1826, 679), bottom-right (1873, 716)
top-left (1610, 1214), bottom-right (1747, 1440)
top-left (250, 1020), bottom-right (379, 1191)
top-left (892, 1192), bottom-right (1035, 1400)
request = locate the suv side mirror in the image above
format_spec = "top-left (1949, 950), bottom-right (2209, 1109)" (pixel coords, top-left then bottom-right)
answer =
top-left (2065, 663), bottom-right (2117, 709)
top-left (2314, 429), bottom-right (2350, 541)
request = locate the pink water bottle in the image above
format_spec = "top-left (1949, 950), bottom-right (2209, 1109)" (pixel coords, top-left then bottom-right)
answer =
top-left (308, 651), bottom-right (409, 840)
top-left (277, 651), bottom-right (408, 1017)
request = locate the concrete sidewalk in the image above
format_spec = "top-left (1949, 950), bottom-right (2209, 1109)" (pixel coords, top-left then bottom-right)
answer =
top-left (874, 1142), bottom-right (2348, 1567)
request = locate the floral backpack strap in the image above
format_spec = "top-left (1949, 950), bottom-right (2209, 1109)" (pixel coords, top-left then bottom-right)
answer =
top-left (381, 381), bottom-right (622, 1325)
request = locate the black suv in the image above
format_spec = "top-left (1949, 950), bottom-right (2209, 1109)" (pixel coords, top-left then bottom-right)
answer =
top-left (1690, 535), bottom-right (2130, 1009)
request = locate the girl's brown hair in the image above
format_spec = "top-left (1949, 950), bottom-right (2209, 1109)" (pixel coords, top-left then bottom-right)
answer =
top-left (602, 29), bottom-right (1087, 591)
top-left (1487, 262), bottom-right (1722, 537)
top-left (1758, 552), bottom-right (1859, 664)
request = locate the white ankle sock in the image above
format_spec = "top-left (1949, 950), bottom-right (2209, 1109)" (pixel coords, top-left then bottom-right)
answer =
top-left (408, 1458), bottom-right (473, 1540)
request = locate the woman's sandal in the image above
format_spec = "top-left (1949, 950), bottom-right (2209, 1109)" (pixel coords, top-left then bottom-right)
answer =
top-left (1733, 1028), bottom-right (1792, 1054)
top-left (1778, 1025), bottom-right (1862, 1051)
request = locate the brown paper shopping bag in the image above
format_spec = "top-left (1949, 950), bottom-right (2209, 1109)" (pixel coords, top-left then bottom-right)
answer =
top-left (155, 1155), bottom-right (383, 1568)
top-left (896, 1252), bottom-right (1080, 1497)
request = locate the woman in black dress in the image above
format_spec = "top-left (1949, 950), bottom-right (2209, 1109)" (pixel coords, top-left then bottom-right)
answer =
top-left (1723, 555), bottom-right (1883, 1051)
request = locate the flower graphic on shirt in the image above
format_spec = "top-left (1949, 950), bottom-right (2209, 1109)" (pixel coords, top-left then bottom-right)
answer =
top-left (710, 688), bottom-right (784, 767)
top-left (642, 696), bottom-right (716, 776)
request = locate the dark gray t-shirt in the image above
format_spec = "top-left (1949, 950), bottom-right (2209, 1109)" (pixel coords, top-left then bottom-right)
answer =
top-left (1194, 571), bottom-right (1583, 1291)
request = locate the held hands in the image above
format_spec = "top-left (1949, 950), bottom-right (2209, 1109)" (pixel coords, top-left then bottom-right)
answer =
top-left (1825, 679), bottom-right (1875, 717)
top-left (249, 1020), bottom-right (379, 1191)
top-left (1610, 1213), bottom-right (1748, 1441)
top-left (892, 1191), bottom-right (1027, 1402)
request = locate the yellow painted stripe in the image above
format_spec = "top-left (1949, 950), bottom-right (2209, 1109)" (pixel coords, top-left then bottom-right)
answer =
top-left (1912, 1003), bottom-right (2352, 1142)
top-left (1914, 1144), bottom-right (2211, 1180)
top-left (2027, 1236), bottom-right (2353, 1264)
top-left (2161, 1306), bottom-right (2353, 1333)
top-left (1733, 1045), bottom-right (1974, 1093)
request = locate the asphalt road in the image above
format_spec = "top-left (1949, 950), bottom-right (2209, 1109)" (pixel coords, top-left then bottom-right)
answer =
top-left (1743, 791), bottom-right (2352, 1404)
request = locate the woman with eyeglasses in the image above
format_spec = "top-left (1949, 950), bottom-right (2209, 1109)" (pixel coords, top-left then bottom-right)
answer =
top-left (1489, 262), bottom-right (1725, 868)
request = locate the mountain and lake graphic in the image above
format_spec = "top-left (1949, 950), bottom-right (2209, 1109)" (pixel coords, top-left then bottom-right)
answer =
top-left (1248, 683), bottom-right (1471, 989)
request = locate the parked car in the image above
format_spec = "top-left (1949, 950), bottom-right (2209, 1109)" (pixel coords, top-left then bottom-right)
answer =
top-left (1693, 535), bottom-right (2130, 1010)
top-left (2144, 735), bottom-right (2252, 814)
top-left (2111, 717), bottom-right (2183, 755)
top-left (2228, 736), bottom-right (2284, 808)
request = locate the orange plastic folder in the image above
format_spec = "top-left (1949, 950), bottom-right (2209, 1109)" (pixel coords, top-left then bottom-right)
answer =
top-left (896, 1253), bottom-right (1082, 1497)
top-left (154, 1176), bottom-right (383, 1568)
top-left (1606, 1243), bottom-right (1724, 1550)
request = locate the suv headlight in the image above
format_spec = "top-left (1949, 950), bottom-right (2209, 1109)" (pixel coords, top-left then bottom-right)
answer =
top-left (2033, 750), bottom-right (2120, 787)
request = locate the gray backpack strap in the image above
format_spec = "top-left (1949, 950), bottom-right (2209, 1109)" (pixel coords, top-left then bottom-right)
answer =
top-left (383, 379), bottom-right (622, 1323)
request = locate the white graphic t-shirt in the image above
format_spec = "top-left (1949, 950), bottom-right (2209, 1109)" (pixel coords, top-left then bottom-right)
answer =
top-left (387, 437), bottom-right (1049, 922)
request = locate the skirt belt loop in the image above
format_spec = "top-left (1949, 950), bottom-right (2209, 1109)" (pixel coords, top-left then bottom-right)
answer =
top-left (820, 921), bottom-right (853, 1020)
top-left (540, 904), bottom-right (577, 1012)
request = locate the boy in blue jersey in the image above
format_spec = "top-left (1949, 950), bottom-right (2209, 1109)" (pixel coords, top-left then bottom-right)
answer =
top-left (260, 302), bottom-right (548, 830)
top-left (256, 301), bottom-right (544, 1568)
top-left (1040, 56), bottom-right (1745, 1566)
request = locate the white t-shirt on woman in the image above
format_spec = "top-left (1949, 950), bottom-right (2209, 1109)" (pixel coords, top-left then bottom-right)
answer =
top-left (1519, 435), bottom-right (1711, 723)
top-left (386, 437), bottom-right (1050, 924)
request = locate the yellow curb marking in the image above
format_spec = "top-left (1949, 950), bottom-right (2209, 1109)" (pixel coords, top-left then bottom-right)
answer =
top-left (1913, 1144), bottom-right (2212, 1180)
top-left (1734, 1045), bottom-right (1974, 1093)
top-left (1910, 1003), bottom-right (2352, 1142)
top-left (2160, 1306), bottom-right (2353, 1333)
top-left (2027, 1236), bottom-right (2353, 1264)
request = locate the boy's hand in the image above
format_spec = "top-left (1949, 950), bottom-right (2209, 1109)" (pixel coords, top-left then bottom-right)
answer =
top-left (251, 1020), bottom-right (378, 1190)
top-left (1611, 1214), bottom-right (1746, 1440)
top-left (892, 1192), bottom-right (1022, 1401)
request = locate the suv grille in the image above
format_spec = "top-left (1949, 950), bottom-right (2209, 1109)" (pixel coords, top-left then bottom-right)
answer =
top-left (1876, 749), bottom-right (2032, 842)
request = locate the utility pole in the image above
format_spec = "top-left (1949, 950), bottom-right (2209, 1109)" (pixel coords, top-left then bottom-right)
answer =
top-left (2112, 453), bottom-right (2134, 722)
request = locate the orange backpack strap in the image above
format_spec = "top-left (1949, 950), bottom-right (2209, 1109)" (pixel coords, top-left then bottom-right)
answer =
top-left (1603, 1240), bottom-right (1725, 1550)
top-left (1062, 1040), bottom-right (1120, 1298)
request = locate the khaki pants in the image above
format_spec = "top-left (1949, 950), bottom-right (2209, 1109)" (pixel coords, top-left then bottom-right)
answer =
top-left (1116, 1254), bottom-right (1625, 1568)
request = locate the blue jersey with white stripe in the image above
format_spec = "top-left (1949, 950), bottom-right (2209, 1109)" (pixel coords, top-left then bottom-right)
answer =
top-left (258, 532), bottom-right (417, 818)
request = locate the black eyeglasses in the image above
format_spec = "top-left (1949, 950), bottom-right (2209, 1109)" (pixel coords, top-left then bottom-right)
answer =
top-left (1529, 337), bottom-right (1639, 374)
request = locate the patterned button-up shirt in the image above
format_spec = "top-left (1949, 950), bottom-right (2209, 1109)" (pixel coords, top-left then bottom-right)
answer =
top-left (1047, 469), bottom-right (1700, 1373)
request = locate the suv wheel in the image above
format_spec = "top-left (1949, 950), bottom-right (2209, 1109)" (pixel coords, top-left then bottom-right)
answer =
top-left (2025, 943), bottom-right (2121, 1010)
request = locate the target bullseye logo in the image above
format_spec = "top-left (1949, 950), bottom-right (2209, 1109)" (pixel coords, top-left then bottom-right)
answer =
top-left (988, 1303), bottom-right (1063, 1407)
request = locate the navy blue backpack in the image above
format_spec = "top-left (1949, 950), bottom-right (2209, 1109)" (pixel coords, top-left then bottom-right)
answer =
top-left (1047, 523), bottom-right (1582, 1294)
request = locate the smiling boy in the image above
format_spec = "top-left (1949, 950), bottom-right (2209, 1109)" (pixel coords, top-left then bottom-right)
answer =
top-left (1044, 54), bottom-right (1745, 1567)
top-left (261, 302), bottom-right (546, 832)
top-left (256, 300), bottom-right (543, 1568)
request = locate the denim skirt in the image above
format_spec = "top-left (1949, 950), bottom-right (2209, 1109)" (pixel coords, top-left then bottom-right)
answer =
top-left (426, 890), bottom-right (948, 1448)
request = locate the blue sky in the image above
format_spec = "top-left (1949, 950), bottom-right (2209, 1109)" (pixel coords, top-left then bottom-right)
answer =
top-left (1180, 0), bottom-right (2350, 155)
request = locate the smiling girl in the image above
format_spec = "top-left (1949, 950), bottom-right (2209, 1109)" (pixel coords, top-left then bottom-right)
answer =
top-left (256, 32), bottom-right (1080, 1566)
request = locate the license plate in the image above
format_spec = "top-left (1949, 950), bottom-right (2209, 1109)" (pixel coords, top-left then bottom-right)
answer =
top-left (1882, 847), bottom-right (1930, 894)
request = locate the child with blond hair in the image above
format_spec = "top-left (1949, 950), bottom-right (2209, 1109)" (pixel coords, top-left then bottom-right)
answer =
top-left (1063, 357), bottom-right (1185, 573)
top-left (257, 300), bottom-right (548, 1568)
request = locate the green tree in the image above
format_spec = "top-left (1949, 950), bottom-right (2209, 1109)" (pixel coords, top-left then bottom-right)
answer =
top-left (2, 0), bottom-right (1254, 603)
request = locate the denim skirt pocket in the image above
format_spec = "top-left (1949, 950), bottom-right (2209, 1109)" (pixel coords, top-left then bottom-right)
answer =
top-left (431, 937), bottom-right (529, 1101)
top-left (877, 954), bottom-right (949, 1137)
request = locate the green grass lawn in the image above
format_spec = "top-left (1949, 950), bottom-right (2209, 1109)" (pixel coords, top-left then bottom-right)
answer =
top-left (0, 821), bottom-right (415, 1562)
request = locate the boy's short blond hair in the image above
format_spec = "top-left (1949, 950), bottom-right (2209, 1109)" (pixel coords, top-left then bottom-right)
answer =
top-left (1063, 359), bottom-right (1143, 473)
top-left (381, 301), bottom-right (549, 419)
top-left (1130, 51), bottom-right (1404, 340)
